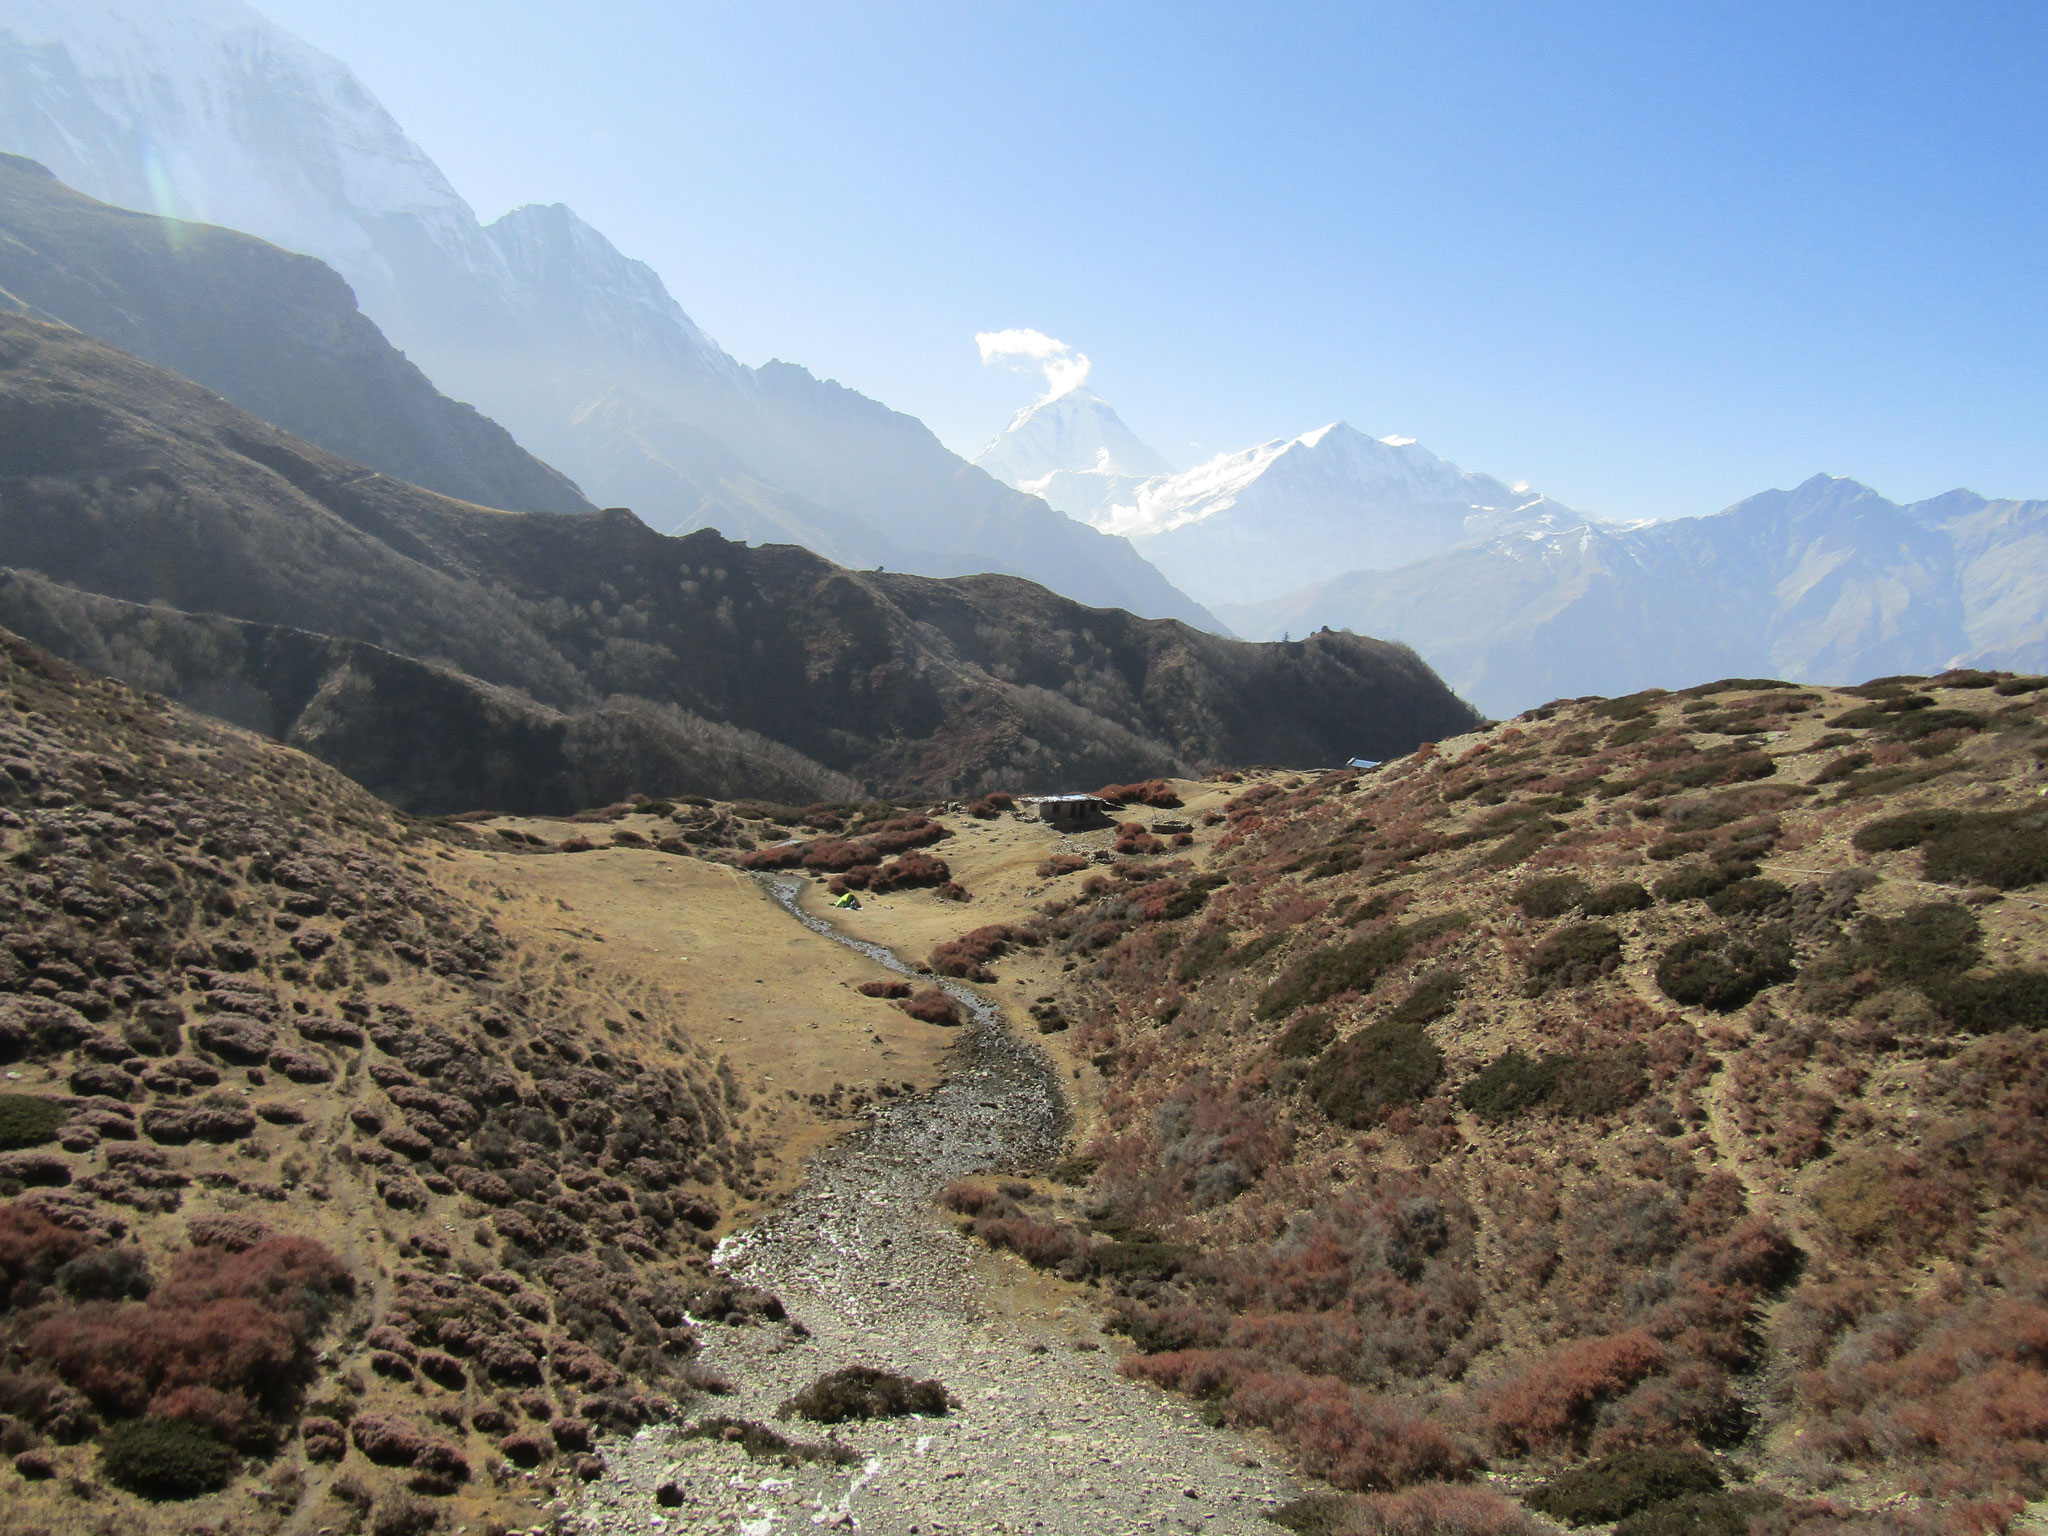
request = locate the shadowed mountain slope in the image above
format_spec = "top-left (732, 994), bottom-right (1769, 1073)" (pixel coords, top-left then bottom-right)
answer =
top-left (0, 153), bottom-right (591, 516)
top-left (0, 313), bottom-right (1480, 808)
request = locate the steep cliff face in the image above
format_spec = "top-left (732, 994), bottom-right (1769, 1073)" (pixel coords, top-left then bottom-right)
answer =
top-left (0, 154), bottom-right (592, 514)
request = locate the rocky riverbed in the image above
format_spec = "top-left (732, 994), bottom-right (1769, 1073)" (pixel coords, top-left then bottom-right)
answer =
top-left (568, 880), bottom-right (1300, 1535)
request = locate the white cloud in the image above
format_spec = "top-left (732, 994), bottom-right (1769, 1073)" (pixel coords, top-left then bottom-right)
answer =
top-left (975, 327), bottom-right (1091, 401)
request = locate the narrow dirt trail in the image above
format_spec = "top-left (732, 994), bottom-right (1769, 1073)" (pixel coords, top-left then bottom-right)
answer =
top-left (572, 878), bottom-right (1301, 1535)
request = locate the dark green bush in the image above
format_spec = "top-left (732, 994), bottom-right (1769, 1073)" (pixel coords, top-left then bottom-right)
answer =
top-left (1585, 880), bottom-right (1652, 915)
top-left (1929, 968), bottom-right (2048, 1033)
top-left (1865, 902), bottom-right (1982, 981)
top-left (1922, 810), bottom-right (2048, 889)
top-left (1593, 690), bottom-right (1669, 720)
top-left (56, 1246), bottom-right (152, 1302)
top-left (1516, 874), bottom-right (1591, 919)
top-left (1527, 1446), bottom-right (1723, 1526)
top-left (1705, 878), bottom-right (1793, 919)
top-left (1174, 928), bottom-right (1232, 983)
top-left (1656, 926), bottom-right (1795, 1011)
top-left (1273, 1011), bottom-right (1335, 1060)
top-left (1092, 1240), bottom-right (1192, 1280)
top-left (1612, 1489), bottom-right (1783, 1536)
top-left (1342, 892), bottom-right (1397, 927)
top-left (1994, 676), bottom-right (2048, 696)
top-left (1256, 928), bottom-right (1412, 1020)
top-left (1887, 707), bottom-right (1989, 740)
top-left (0, 1095), bottom-right (67, 1150)
top-left (1460, 1047), bottom-right (1645, 1121)
top-left (1842, 676), bottom-right (1930, 697)
top-left (1851, 807), bottom-right (1962, 852)
top-left (778, 1367), bottom-right (954, 1423)
top-left (1607, 717), bottom-right (1661, 748)
top-left (1525, 922), bottom-right (1624, 993)
top-left (1225, 931), bottom-right (1291, 973)
top-left (1653, 863), bottom-right (1737, 904)
top-left (100, 1416), bottom-right (237, 1499)
top-left (1552, 1050), bottom-right (1649, 1118)
top-left (1459, 1051), bottom-right (1563, 1120)
top-left (1814, 751), bottom-right (1874, 784)
top-left (1388, 966), bottom-right (1465, 1025)
top-left (1307, 1020), bottom-right (1442, 1128)
top-left (1263, 1494), bottom-right (1353, 1535)
top-left (1831, 695), bottom-right (1934, 728)
top-left (679, 1415), bottom-right (858, 1467)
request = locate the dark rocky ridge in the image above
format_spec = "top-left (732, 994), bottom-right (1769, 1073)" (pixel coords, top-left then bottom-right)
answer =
top-left (0, 312), bottom-right (1481, 809)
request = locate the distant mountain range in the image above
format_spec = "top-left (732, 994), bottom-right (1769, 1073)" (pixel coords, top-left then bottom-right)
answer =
top-left (6, 0), bottom-right (2042, 726)
top-left (1222, 474), bottom-right (2048, 718)
top-left (977, 384), bottom-right (2048, 716)
top-left (0, 310), bottom-right (1478, 807)
top-left (0, 0), bottom-right (1215, 628)
top-left (976, 396), bottom-right (1586, 610)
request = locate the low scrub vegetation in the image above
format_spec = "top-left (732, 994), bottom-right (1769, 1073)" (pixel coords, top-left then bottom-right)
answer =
top-left (1526, 1446), bottom-right (1723, 1526)
top-left (778, 1366), bottom-right (955, 1423)
top-left (989, 673), bottom-right (2048, 1526)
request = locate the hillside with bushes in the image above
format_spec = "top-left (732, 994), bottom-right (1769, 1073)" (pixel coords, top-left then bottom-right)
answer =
top-left (939, 668), bottom-right (2048, 1533)
top-left (0, 630), bottom-right (792, 1533)
top-left (0, 312), bottom-right (1479, 812)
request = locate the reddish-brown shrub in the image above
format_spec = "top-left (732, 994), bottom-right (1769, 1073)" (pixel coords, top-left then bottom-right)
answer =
top-left (856, 980), bottom-right (912, 1000)
top-left (869, 850), bottom-right (951, 892)
top-left (1486, 1331), bottom-right (1668, 1452)
top-left (930, 924), bottom-right (1037, 979)
top-left (968, 793), bottom-right (1015, 819)
top-left (936, 1182), bottom-right (1013, 1218)
top-left (148, 1384), bottom-right (268, 1451)
top-left (350, 1413), bottom-right (430, 1466)
top-left (899, 989), bottom-right (962, 1027)
top-left (1096, 781), bottom-right (1183, 809)
top-left (1212, 1366), bottom-right (1475, 1491)
top-left (156, 1233), bottom-right (353, 1328)
top-left (187, 1214), bottom-right (270, 1252)
top-left (1351, 1481), bottom-right (1537, 1536)
top-left (300, 1414), bottom-right (347, 1462)
top-left (22, 1233), bottom-right (351, 1416)
top-left (28, 1297), bottom-right (300, 1415)
top-left (0, 1202), bottom-right (89, 1303)
top-left (974, 1215), bottom-right (1089, 1271)
top-left (1115, 823), bottom-right (1166, 856)
top-left (1037, 854), bottom-right (1088, 878)
top-left (1796, 1271), bottom-right (2048, 1499)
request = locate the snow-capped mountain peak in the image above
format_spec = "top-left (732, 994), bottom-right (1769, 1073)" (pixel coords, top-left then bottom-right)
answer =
top-left (975, 387), bottom-right (1173, 486)
top-left (1074, 420), bottom-right (1582, 609)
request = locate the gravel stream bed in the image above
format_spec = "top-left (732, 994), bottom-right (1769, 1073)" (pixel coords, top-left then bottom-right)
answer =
top-left (567, 879), bottom-right (1299, 1535)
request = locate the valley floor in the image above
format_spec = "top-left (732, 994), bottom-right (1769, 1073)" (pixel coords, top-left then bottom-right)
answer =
top-left (464, 790), bottom-right (1305, 1534)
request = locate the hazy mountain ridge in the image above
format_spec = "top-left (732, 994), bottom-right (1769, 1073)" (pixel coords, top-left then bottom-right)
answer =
top-left (0, 152), bottom-right (592, 515)
top-left (1221, 474), bottom-right (2048, 717)
top-left (0, 0), bottom-right (1216, 628)
top-left (0, 312), bottom-right (1478, 806)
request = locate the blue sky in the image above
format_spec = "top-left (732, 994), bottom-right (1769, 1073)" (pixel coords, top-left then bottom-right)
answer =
top-left (257, 0), bottom-right (2046, 519)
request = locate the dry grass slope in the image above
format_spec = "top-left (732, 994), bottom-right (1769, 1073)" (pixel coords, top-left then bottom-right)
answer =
top-left (0, 630), bottom-right (806, 1534)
